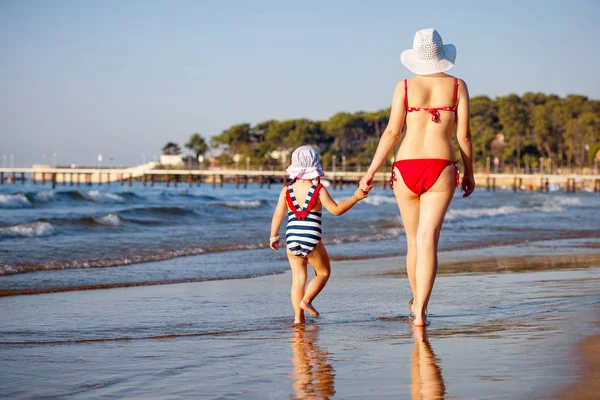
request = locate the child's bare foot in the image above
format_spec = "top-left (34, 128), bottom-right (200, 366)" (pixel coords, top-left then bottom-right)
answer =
top-left (294, 314), bottom-right (306, 325)
top-left (300, 300), bottom-right (320, 317)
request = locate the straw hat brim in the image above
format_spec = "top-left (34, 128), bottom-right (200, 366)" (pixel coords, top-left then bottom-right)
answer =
top-left (400, 44), bottom-right (456, 75)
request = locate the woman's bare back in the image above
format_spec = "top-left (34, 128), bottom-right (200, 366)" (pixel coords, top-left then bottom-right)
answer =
top-left (396, 74), bottom-right (466, 161)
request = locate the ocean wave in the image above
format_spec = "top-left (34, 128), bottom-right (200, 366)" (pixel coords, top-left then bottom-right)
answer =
top-left (445, 206), bottom-right (522, 221)
top-left (122, 206), bottom-right (198, 217)
top-left (84, 190), bottom-right (126, 203)
top-left (445, 196), bottom-right (584, 221)
top-left (552, 196), bottom-right (582, 206)
top-left (363, 195), bottom-right (397, 206)
top-left (93, 214), bottom-right (121, 226)
top-left (0, 222), bottom-right (54, 239)
top-left (0, 246), bottom-right (207, 276)
top-left (217, 200), bottom-right (267, 209)
top-left (159, 191), bottom-right (219, 201)
top-left (0, 193), bottom-right (32, 208)
top-left (32, 191), bottom-right (56, 202)
top-left (325, 227), bottom-right (404, 244)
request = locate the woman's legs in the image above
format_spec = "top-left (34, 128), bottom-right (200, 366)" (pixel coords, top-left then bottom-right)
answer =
top-left (393, 166), bottom-right (421, 307)
top-left (288, 249), bottom-right (308, 324)
top-left (302, 242), bottom-right (331, 316)
top-left (412, 165), bottom-right (456, 326)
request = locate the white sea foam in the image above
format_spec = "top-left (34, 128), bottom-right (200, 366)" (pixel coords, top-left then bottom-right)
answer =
top-left (445, 206), bottom-right (522, 221)
top-left (0, 222), bottom-right (54, 238)
top-left (94, 214), bottom-right (121, 226)
top-left (0, 193), bottom-right (32, 208)
top-left (363, 195), bottom-right (397, 206)
top-left (85, 190), bottom-right (125, 203)
top-left (34, 191), bottom-right (56, 202)
top-left (552, 196), bottom-right (581, 206)
top-left (222, 200), bottom-right (262, 209)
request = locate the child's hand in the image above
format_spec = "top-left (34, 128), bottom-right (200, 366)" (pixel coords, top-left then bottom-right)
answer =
top-left (354, 187), bottom-right (369, 201)
top-left (269, 236), bottom-right (280, 251)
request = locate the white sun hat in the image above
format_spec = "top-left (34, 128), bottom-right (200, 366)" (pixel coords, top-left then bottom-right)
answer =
top-left (400, 28), bottom-right (456, 75)
top-left (286, 145), bottom-right (324, 180)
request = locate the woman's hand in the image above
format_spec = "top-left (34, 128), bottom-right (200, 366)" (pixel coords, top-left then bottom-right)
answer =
top-left (359, 173), bottom-right (375, 193)
top-left (461, 173), bottom-right (475, 198)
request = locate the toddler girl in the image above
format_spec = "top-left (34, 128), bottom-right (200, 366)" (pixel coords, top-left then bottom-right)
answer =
top-left (270, 145), bottom-right (367, 324)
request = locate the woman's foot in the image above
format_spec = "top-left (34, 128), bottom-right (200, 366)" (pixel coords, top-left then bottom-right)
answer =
top-left (409, 298), bottom-right (427, 318)
top-left (411, 309), bottom-right (429, 327)
top-left (410, 302), bottom-right (429, 326)
top-left (300, 300), bottom-right (320, 317)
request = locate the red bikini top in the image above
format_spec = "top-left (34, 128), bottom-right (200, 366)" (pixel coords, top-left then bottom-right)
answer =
top-left (405, 78), bottom-right (459, 122)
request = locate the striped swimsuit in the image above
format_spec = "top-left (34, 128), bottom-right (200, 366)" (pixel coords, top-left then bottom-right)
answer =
top-left (285, 181), bottom-right (323, 258)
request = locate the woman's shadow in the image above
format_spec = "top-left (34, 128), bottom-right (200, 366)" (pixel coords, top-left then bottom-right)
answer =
top-left (290, 324), bottom-right (336, 399)
top-left (410, 325), bottom-right (446, 399)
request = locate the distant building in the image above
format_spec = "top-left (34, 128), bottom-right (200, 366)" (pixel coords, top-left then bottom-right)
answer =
top-left (160, 154), bottom-right (184, 167)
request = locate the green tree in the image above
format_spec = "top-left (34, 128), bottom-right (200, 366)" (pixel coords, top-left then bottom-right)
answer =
top-left (162, 142), bottom-right (181, 155)
top-left (185, 133), bottom-right (208, 159)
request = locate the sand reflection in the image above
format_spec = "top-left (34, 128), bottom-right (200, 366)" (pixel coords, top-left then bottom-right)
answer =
top-left (410, 325), bottom-right (446, 399)
top-left (290, 324), bottom-right (336, 399)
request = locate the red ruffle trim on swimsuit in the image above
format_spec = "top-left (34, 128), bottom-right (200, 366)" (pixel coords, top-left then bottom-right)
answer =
top-left (285, 183), bottom-right (323, 220)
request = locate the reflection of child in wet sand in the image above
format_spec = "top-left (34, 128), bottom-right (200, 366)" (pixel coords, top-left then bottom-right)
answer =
top-left (290, 324), bottom-right (336, 399)
top-left (270, 146), bottom-right (368, 324)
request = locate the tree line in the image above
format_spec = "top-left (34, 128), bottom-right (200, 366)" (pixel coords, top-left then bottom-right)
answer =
top-left (165, 93), bottom-right (600, 170)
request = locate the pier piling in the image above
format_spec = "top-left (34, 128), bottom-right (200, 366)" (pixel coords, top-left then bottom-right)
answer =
top-left (52, 173), bottom-right (57, 189)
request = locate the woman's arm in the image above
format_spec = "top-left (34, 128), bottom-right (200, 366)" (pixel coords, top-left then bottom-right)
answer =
top-left (269, 187), bottom-right (287, 250)
top-left (359, 81), bottom-right (406, 192)
top-left (456, 79), bottom-right (475, 198)
top-left (320, 187), bottom-right (367, 216)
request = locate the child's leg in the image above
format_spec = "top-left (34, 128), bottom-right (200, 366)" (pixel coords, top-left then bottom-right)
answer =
top-left (302, 242), bottom-right (331, 316)
top-left (287, 249), bottom-right (308, 324)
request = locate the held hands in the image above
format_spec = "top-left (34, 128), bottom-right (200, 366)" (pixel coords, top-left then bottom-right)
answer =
top-left (353, 187), bottom-right (369, 201)
top-left (359, 173), bottom-right (375, 193)
top-left (461, 173), bottom-right (475, 198)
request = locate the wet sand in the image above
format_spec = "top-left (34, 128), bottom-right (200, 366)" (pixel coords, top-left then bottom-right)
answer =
top-left (554, 331), bottom-right (600, 400)
top-left (1, 240), bottom-right (599, 399)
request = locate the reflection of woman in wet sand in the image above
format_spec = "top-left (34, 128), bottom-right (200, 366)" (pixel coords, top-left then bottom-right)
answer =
top-left (290, 324), bottom-right (336, 399)
top-left (410, 325), bottom-right (446, 399)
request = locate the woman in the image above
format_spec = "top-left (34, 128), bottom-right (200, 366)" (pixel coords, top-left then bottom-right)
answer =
top-left (359, 29), bottom-right (475, 326)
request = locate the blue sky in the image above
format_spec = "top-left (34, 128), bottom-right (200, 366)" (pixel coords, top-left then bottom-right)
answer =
top-left (1, 0), bottom-right (599, 167)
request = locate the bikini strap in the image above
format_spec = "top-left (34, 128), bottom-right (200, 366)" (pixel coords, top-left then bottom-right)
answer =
top-left (453, 78), bottom-right (459, 106)
top-left (404, 79), bottom-right (408, 109)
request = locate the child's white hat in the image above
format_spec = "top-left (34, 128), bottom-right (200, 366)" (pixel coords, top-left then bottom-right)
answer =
top-left (286, 146), bottom-right (324, 180)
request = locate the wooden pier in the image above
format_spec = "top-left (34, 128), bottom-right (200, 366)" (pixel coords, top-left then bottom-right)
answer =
top-left (0, 168), bottom-right (598, 193)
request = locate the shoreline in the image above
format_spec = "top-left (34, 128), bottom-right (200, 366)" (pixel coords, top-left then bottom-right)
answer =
top-left (2, 238), bottom-right (600, 297)
top-left (1, 243), bottom-right (599, 398)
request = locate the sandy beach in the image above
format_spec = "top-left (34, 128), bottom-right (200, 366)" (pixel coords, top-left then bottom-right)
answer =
top-left (1, 238), bottom-right (599, 399)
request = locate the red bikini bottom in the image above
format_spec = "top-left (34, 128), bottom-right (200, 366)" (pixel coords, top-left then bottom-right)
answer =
top-left (391, 159), bottom-right (459, 195)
